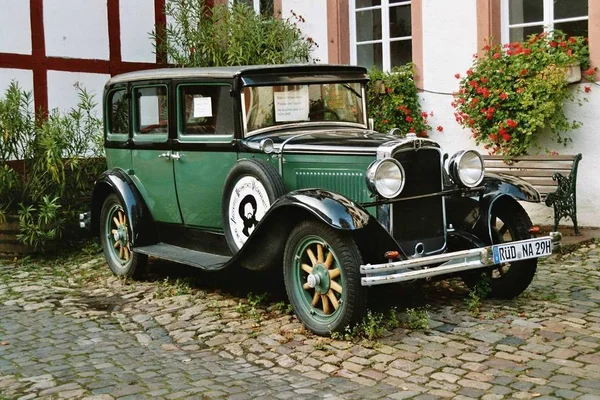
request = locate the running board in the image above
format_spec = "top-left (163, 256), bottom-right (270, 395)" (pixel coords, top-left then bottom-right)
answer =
top-left (134, 243), bottom-right (231, 270)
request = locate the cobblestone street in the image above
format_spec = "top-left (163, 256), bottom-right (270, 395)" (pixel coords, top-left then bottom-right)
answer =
top-left (1, 241), bottom-right (600, 399)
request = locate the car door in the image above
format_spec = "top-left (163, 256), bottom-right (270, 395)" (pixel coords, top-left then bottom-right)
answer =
top-left (131, 83), bottom-right (182, 224)
top-left (173, 82), bottom-right (237, 229)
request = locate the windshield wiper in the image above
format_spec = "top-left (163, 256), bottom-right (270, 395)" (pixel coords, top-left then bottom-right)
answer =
top-left (342, 84), bottom-right (362, 99)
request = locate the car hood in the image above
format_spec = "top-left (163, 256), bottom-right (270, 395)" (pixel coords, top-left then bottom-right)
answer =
top-left (240, 127), bottom-right (437, 155)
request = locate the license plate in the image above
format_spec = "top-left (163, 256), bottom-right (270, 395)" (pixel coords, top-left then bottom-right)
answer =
top-left (492, 237), bottom-right (552, 264)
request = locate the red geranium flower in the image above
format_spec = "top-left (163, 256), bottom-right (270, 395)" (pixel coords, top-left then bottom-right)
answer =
top-left (436, 125), bottom-right (444, 132)
top-left (499, 92), bottom-right (508, 100)
top-left (455, 73), bottom-right (461, 79)
top-left (506, 119), bottom-right (518, 129)
top-left (493, 53), bottom-right (501, 59)
top-left (585, 86), bottom-right (591, 93)
top-left (406, 116), bottom-right (413, 123)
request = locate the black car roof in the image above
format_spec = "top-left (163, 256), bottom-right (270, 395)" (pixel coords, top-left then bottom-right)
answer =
top-left (106, 64), bottom-right (369, 86)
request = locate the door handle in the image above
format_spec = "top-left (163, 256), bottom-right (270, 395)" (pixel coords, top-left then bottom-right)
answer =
top-left (158, 152), bottom-right (171, 159)
top-left (170, 152), bottom-right (181, 161)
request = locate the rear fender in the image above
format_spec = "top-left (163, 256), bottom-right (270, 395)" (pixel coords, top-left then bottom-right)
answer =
top-left (91, 168), bottom-right (155, 246)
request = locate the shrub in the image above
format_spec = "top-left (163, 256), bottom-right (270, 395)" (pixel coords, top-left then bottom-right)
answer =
top-left (453, 30), bottom-right (596, 157)
top-left (0, 82), bottom-right (105, 251)
top-left (152, 0), bottom-right (317, 67)
top-left (367, 65), bottom-right (433, 136)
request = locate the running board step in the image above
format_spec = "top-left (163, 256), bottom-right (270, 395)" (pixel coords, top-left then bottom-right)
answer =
top-left (134, 243), bottom-right (231, 270)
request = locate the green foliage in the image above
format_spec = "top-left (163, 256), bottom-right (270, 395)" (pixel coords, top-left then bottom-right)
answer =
top-left (0, 82), bottom-right (105, 251)
top-left (331, 308), bottom-right (399, 341)
top-left (236, 292), bottom-right (269, 321)
top-left (453, 30), bottom-right (596, 157)
top-left (405, 306), bottom-right (430, 330)
top-left (152, 0), bottom-right (317, 67)
top-left (273, 301), bottom-right (293, 315)
top-left (154, 277), bottom-right (193, 298)
top-left (367, 65), bottom-right (433, 136)
top-left (465, 274), bottom-right (491, 316)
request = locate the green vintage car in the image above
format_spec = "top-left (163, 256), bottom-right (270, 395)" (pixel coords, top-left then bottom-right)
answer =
top-left (84, 64), bottom-right (559, 335)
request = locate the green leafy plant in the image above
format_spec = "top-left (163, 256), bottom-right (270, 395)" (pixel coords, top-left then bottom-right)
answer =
top-left (465, 274), bottom-right (491, 316)
top-left (154, 277), bottom-right (193, 298)
top-left (368, 65), bottom-right (436, 137)
top-left (405, 306), bottom-right (430, 330)
top-left (453, 30), bottom-right (596, 157)
top-left (0, 82), bottom-right (105, 251)
top-left (331, 308), bottom-right (399, 341)
top-left (152, 0), bottom-right (317, 67)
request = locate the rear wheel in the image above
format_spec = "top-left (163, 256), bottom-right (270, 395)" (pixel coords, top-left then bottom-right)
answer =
top-left (464, 199), bottom-right (537, 299)
top-left (283, 220), bottom-right (367, 335)
top-left (99, 194), bottom-right (147, 278)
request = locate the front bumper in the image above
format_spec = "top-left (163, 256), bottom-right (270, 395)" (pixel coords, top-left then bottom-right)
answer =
top-left (360, 232), bottom-right (561, 286)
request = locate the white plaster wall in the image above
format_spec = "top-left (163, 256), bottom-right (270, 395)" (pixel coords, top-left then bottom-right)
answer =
top-left (281, 0), bottom-right (328, 63)
top-left (421, 0), bottom-right (478, 94)
top-left (0, 69), bottom-right (34, 98)
top-left (0, 0), bottom-right (31, 55)
top-left (44, 0), bottom-right (109, 60)
top-left (120, 0), bottom-right (156, 63)
top-left (47, 71), bottom-right (109, 113)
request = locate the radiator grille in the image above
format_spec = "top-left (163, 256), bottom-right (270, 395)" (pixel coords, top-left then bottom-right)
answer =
top-left (392, 148), bottom-right (445, 254)
top-left (295, 170), bottom-right (370, 203)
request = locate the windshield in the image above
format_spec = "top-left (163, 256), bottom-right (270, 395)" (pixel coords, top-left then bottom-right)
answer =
top-left (243, 82), bottom-right (365, 135)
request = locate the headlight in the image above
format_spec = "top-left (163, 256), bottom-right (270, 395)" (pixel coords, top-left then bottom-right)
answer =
top-left (448, 150), bottom-right (484, 187)
top-left (366, 159), bottom-right (405, 198)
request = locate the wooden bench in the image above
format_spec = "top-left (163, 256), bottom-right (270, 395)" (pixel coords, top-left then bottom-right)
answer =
top-left (482, 154), bottom-right (582, 234)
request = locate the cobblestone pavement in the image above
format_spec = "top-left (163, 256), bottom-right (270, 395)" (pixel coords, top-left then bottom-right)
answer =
top-left (1, 240), bottom-right (600, 399)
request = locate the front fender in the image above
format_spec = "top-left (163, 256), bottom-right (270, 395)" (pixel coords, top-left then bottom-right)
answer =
top-left (91, 168), bottom-right (155, 246)
top-left (233, 189), bottom-right (374, 271)
top-left (482, 173), bottom-right (540, 202)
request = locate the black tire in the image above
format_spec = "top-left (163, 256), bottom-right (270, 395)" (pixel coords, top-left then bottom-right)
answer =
top-left (99, 193), bottom-right (147, 278)
top-left (222, 159), bottom-right (286, 253)
top-left (463, 198), bottom-right (537, 299)
top-left (283, 220), bottom-right (367, 336)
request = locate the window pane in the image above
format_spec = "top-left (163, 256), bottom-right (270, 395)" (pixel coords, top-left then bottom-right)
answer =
top-left (180, 85), bottom-right (233, 135)
top-left (136, 86), bottom-right (168, 135)
top-left (108, 89), bottom-right (128, 135)
top-left (356, 9), bottom-right (382, 41)
top-left (389, 5), bottom-right (411, 38)
top-left (260, 0), bottom-right (273, 16)
top-left (356, 0), bottom-right (380, 8)
top-left (554, 0), bottom-right (588, 20)
top-left (357, 42), bottom-right (383, 70)
top-left (390, 40), bottom-right (412, 68)
top-left (554, 19), bottom-right (589, 38)
top-left (508, 0), bottom-right (543, 25)
top-left (509, 25), bottom-right (543, 42)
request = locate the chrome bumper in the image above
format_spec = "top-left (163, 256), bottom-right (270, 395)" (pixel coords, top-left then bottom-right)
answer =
top-left (360, 232), bottom-right (561, 286)
top-left (79, 212), bottom-right (91, 229)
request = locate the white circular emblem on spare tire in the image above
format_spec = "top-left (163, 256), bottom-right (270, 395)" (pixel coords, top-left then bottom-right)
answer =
top-left (228, 176), bottom-right (271, 249)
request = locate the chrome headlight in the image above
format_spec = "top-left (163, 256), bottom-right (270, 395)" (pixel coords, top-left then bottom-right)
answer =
top-left (366, 158), bottom-right (405, 198)
top-left (448, 150), bottom-right (484, 187)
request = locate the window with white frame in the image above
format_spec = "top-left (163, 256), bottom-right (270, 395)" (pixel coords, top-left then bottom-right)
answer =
top-left (230, 0), bottom-right (274, 16)
top-left (350, 0), bottom-right (412, 71)
top-left (502, 0), bottom-right (588, 43)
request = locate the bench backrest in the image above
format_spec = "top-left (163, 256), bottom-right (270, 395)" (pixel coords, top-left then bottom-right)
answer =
top-left (482, 154), bottom-right (582, 200)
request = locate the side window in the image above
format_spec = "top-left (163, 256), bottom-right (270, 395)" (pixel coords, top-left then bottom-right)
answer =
top-left (107, 88), bottom-right (129, 140)
top-left (179, 84), bottom-right (233, 136)
top-left (134, 86), bottom-right (169, 137)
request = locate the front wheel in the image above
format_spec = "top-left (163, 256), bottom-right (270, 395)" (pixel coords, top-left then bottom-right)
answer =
top-left (99, 194), bottom-right (147, 278)
top-left (283, 220), bottom-right (367, 336)
top-left (463, 198), bottom-right (537, 299)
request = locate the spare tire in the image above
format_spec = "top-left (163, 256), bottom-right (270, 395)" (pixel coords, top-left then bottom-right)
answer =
top-left (222, 159), bottom-right (286, 253)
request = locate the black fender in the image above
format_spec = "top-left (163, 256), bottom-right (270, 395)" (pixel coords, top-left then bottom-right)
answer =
top-left (446, 174), bottom-right (538, 245)
top-left (232, 189), bottom-right (382, 271)
top-left (90, 168), bottom-right (156, 246)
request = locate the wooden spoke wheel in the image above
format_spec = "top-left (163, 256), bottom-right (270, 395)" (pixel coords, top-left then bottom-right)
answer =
top-left (462, 198), bottom-right (537, 299)
top-left (100, 194), bottom-right (146, 277)
top-left (284, 220), bottom-right (366, 336)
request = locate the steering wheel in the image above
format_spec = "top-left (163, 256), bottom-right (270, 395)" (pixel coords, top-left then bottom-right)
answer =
top-left (308, 108), bottom-right (340, 121)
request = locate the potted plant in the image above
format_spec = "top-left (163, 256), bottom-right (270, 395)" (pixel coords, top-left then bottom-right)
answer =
top-left (452, 30), bottom-right (596, 157)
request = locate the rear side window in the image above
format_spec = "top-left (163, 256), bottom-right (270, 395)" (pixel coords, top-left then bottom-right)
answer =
top-left (134, 86), bottom-right (169, 135)
top-left (179, 84), bottom-right (233, 136)
top-left (107, 88), bottom-right (129, 137)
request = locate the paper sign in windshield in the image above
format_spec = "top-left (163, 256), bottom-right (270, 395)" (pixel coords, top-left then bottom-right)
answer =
top-left (274, 86), bottom-right (309, 122)
top-left (193, 97), bottom-right (213, 118)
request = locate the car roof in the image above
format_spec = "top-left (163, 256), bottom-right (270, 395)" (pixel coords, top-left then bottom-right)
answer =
top-left (106, 64), bottom-right (368, 86)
